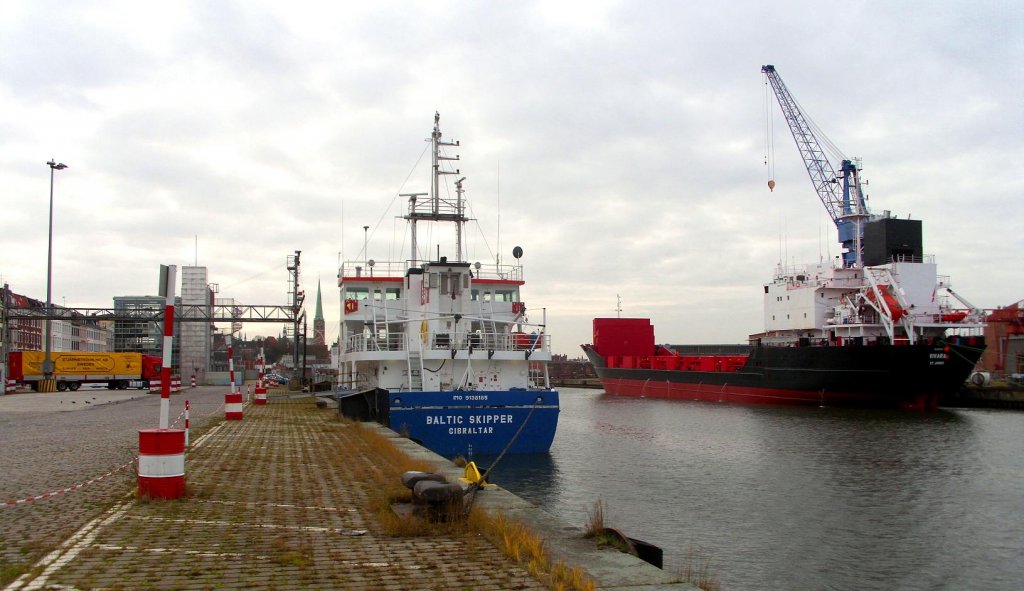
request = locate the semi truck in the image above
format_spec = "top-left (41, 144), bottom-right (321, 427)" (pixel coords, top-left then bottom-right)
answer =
top-left (7, 351), bottom-right (163, 392)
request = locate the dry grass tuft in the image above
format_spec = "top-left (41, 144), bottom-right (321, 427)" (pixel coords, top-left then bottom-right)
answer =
top-left (581, 498), bottom-right (630, 552)
top-left (469, 511), bottom-right (596, 591)
top-left (583, 498), bottom-right (606, 537)
top-left (678, 546), bottom-right (722, 591)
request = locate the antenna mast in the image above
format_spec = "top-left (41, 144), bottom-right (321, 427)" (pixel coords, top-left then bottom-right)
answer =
top-left (404, 112), bottom-right (469, 266)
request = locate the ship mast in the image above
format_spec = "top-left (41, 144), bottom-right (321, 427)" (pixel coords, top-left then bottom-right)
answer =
top-left (405, 112), bottom-right (468, 266)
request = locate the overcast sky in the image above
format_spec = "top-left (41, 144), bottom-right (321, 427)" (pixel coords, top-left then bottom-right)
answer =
top-left (1, 0), bottom-right (1021, 356)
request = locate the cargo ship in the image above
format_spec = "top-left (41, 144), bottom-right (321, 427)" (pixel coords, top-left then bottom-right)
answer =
top-left (583, 218), bottom-right (986, 411)
top-left (581, 66), bottom-right (987, 411)
top-left (581, 182), bottom-right (987, 411)
top-left (335, 113), bottom-right (559, 457)
top-left (584, 304), bottom-right (985, 411)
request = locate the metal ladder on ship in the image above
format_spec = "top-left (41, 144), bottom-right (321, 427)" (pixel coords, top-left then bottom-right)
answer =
top-left (477, 298), bottom-right (500, 350)
top-left (407, 347), bottom-right (424, 391)
top-left (368, 293), bottom-right (392, 351)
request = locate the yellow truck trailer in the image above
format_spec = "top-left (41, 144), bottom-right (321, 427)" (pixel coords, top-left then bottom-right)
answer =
top-left (8, 351), bottom-right (163, 391)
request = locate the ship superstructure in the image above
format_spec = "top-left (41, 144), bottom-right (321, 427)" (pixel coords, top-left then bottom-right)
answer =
top-left (757, 65), bottom-right (985, 347)
top-left (337, 113), bottom-right (558, 457)
top-left (759, 218), bottom-right (985, 348)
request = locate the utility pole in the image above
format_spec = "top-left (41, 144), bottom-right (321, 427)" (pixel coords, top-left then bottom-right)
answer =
top-left (42, 160), bottom-right (68, 392)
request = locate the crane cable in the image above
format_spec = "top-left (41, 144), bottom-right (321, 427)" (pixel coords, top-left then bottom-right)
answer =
top-left (764, 76), bottom-right (776, 191)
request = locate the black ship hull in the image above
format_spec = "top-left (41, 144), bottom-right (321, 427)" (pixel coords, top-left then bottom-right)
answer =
top-left (582, 338), bottom-right (985, 410)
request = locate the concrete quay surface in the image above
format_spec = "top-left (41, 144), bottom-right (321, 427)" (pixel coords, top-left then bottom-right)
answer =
top-left (1, 386), bottom-right (696, 590)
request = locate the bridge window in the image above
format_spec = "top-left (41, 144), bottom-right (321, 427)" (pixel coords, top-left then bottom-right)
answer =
top-left (345, 287), bottom-right (370, 300)
top-left (386, 288), bottom-right (400, 300)
top-left (439, 273), bottom-right (462, 296)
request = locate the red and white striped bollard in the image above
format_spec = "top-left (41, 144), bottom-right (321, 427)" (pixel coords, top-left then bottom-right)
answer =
top-left (138, 428), bottom-right (185, 499)
top-left (254, 349), bottom-right (267, 405)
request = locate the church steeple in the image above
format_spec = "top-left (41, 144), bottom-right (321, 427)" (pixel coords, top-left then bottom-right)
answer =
top-left (315, 280), bottom-right (324, 322)
top-left (313, 280), bottom-right (325, 346)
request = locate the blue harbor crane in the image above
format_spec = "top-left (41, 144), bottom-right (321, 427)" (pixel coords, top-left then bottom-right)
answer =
top-left (762, 64), bottom-right (876, 267)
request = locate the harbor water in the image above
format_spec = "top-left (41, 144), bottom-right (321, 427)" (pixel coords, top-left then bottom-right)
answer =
top-left (487, 388), bottom-right (1024, 590)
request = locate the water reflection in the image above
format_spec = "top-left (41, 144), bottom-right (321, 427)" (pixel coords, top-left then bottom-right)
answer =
top-left (472, 452), bottom-right (561, 505)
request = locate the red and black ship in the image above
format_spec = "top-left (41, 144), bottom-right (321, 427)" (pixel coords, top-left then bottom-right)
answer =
top-left (582, 65), bottom-right (988, 411)
top-left (582, 215), bottom-right (987, 412)
top-left (583, 317), bottom-right (984, 411)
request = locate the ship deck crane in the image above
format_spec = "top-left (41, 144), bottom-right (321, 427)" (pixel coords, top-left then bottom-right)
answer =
top-left (762, 64), bottom-right (876, 267)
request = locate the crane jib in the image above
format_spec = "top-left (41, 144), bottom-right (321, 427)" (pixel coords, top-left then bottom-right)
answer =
top-left (762, 64), bottom-right (870, 267)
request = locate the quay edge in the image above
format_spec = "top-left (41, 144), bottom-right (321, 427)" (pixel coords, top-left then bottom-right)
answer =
top-left (374, 423), bottom-right (700, 590)
top-left (941, 383), bottom-right (1024, 409)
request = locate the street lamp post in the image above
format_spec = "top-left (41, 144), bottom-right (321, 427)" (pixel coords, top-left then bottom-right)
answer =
top-left (41, 159), bottom-right (68, 393)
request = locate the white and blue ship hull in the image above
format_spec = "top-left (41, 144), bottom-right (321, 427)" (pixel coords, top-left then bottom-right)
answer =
top-left (389, 389), bottom-right (559, 457)
top-left (339, 388), bottom-right (559, 458)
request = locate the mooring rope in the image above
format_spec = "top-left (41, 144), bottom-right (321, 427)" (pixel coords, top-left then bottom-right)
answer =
top-left (943, 338), bottom-right (986, 367)
top-left (461, 394), bottom-right (544, 516)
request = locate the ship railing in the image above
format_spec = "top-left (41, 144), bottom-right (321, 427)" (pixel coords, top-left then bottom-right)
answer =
top-left (471, 262), bottom-right (523, 282)
top-left (344, 332), bottom-right (407, 353)
top-left (527, 364), bottom-right (550, 389)
top-left (338, 260), bottom-right (409, 279)
top-left (338, 260), bottom-right (524, 282)
top-left (886, 254), bottom-right (935, 265)
top-left (408, 195), bottom-right (464, 219)
top-left (824, 278), bottom-right (865, 289)
top-left (427, 330), bottom-right (549, 353)
top-left (343, 329), bottom-right (550, 354)
top-left (915, 312), bottom-right (987, 327)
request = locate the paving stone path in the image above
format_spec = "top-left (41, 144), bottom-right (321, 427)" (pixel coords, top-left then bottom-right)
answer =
top-left (2, 391), bottom-right (545, 590)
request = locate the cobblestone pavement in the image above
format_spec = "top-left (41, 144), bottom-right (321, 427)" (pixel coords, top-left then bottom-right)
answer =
top-left (1, 387), bottom-right (225, 584)
top-left (2, 390), bottom-right (546, 590)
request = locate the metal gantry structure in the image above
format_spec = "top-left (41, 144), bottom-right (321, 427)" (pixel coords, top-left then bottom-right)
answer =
top-left (762, 64), bottom-right (874, 267)
top-left (3, 303), bottom-right (302, 324)
top-left (2, 253), bottom-right (308, 374)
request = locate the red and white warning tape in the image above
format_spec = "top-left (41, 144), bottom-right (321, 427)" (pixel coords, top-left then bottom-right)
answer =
top-left (169, 407), bottom-right (187, 428)
top-left (3, 458), bottom-right (136, 507)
